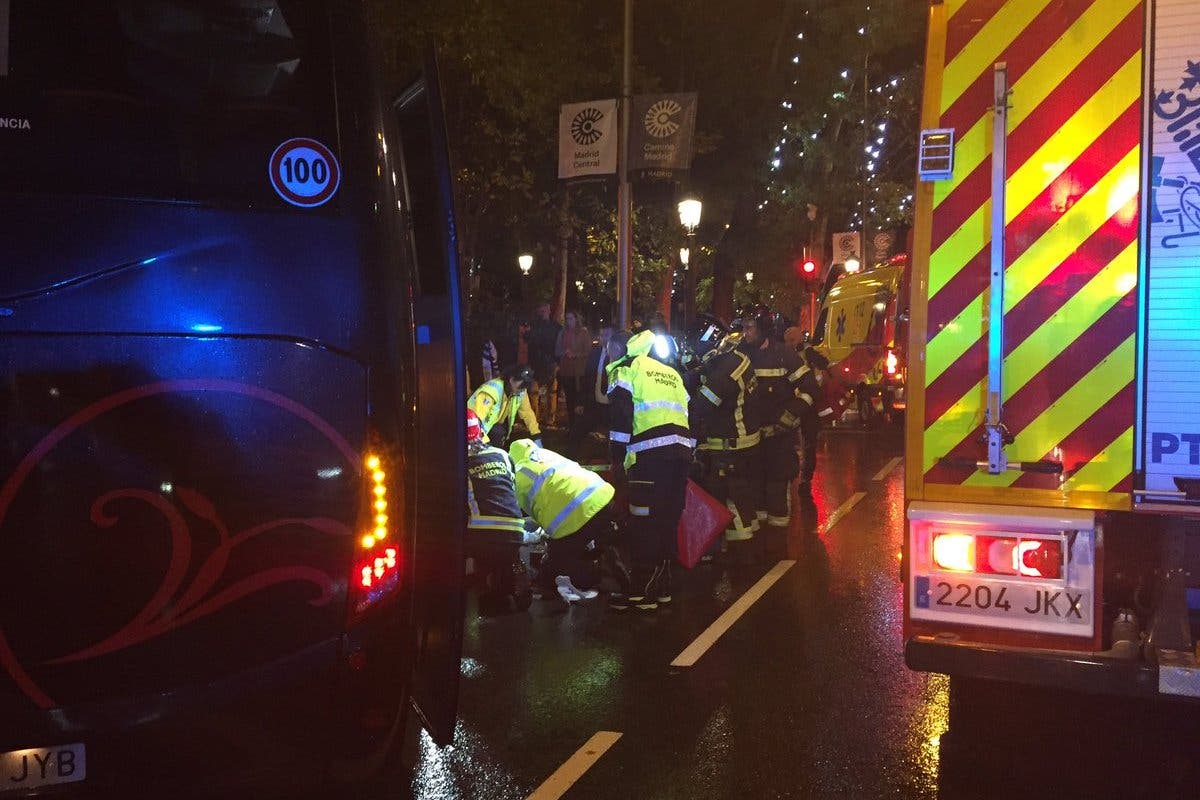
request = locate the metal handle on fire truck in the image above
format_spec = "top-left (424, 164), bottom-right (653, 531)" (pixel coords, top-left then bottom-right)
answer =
top-left (938, 457), bottom-right (1062, 475)
top-left (984, 61), bottom-right (1012, 476)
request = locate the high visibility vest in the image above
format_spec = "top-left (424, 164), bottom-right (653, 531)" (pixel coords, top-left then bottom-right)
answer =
top-left (468, 378), bottom-right (526, 438)
top-left (467, 446), bottom-right (525, 535)
top-left (614, 353), bottom-right (693, 469)
top-left (512, 447), bottom-right (615, 539)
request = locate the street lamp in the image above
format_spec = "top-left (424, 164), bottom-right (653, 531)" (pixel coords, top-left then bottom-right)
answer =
top-left (745, 271), bottom-right (755, 283)
top-left (677, 198), bottom-right (702, 233)
top-left (575, 279), bottom-right (584, 291)
top-left (518, 253), bottom-right (533, 276)
top-left (844, 257), bottom-right (861, 274)
top-left (678, 198), bottom-right (702, 330)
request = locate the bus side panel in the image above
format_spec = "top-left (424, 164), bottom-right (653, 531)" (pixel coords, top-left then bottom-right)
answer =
top-left (913, 0), bottom-right (1143, 512)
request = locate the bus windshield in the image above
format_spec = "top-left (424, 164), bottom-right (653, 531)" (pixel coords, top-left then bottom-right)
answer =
top-left (0, 0), bottom-right (336, 206)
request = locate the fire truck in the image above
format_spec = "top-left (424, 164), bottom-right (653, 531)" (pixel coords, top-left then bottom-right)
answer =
top-left (904, 0), bottom-right (1200, 700)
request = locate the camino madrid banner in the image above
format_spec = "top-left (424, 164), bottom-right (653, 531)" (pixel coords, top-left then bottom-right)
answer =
top-left (558, 99), bottom-right (618, 179)
top-left (831, 231), bottom-right (863, 265)
top-left (629, 92), bottom-right (698, 179)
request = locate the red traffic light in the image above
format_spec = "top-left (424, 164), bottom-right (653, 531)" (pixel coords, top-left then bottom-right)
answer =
top-left (800, 259), bottom-right (817, 275)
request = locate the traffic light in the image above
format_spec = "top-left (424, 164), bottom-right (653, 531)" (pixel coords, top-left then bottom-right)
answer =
top-left (796, 257), bottom-right (819, 283)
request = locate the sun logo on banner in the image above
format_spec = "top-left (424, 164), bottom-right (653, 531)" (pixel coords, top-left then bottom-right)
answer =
top-left (644, 100), bottom-right (682, 138)
top-left (570, 107), bottom-right (605, 145)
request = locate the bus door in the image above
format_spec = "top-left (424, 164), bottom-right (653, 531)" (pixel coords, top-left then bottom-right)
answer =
top-left (392, 62), bottom-right (467, 746)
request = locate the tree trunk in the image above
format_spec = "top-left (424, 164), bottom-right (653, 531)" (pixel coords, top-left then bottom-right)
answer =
top-left (710, 192), bottom-right (757, 323)
top-left (657, 265), bottom-right (673, 326)
top-left (554, 190), bottom-right (571, 324)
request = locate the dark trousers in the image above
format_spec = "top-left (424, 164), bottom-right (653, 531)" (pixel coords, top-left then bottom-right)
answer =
top-left (626, 457), bottom-right (689, 577)
top-left (699, 446), bottom-right (761, 541)
top-left (799, 413), bottom-right (819, 483)
top-left (561, 374), bottom-right (582, 427)
top-left (539, 506), bottom-right (613, 591)
top-left (758, 433), bottom-right (800, 528)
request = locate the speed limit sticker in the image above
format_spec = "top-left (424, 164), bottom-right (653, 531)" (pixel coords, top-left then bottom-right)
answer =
top-left (268, 138), bottom-right (341, 208)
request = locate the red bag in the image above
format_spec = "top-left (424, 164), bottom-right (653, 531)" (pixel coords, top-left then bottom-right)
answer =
top-left (676, 479), bottom-right (732, 569)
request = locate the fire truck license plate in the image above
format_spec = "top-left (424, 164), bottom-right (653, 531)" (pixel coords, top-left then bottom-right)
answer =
top-left (914, 576), bottom-right (1090, 627)
top-left (0, 744), bottom-right (86, 792)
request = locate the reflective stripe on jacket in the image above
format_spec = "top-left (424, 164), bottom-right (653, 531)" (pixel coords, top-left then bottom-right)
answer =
top-left (468, 378), bottom-right (540, 440)
top-left (510, 440), bottom-right (615, 538)
top-left (467, 446), bottom-right (525, 534)
top-left (607, 331), bottom-right (693, 470)
top-left (692, 349), bottom-right (761, 451)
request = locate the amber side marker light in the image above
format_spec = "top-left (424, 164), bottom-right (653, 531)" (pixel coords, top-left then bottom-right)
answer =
top-left (352, 452), bottom-right (402, 617)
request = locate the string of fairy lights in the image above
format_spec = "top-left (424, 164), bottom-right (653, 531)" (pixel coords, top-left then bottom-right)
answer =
top-left (762, 3), bottom-right (914, 240)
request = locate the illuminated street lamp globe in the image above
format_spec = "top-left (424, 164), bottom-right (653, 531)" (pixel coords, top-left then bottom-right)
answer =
top-left (518, 253), bottom-right (533, 276)
top-left (679, 247), bottom-right (690, 267)
top-left (745, 271), bottom-right (755, 283)
top-left (844, 257), bottom-right (861, 274)
top-left (677, 198), bottom-right (702, 233)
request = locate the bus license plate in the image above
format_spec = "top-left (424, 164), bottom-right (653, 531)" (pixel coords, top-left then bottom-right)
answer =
top-left (0, 744), bottom-right (86, 792)
top-left (914, 576), bottom-right (1090, 627)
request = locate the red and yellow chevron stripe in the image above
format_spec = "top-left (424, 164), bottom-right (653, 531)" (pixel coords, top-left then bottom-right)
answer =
top-left (907, 0), bottom-right (1143, 511)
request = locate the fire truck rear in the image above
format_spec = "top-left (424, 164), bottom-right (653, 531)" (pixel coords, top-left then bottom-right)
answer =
top-left (904, 0), bottom-right (1200, 699)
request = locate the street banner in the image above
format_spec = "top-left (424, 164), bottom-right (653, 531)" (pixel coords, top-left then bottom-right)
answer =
top-left (630, 92), bottom-right (698, 179)
top-left (831, 231), bottom-right (862, 265)
top-left (1141, 0), bottom-right (1200, 494)
top-left (558, 99), bottom-right (618, 179)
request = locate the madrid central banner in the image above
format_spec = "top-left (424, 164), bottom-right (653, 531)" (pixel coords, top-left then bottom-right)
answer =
top-left (558, 99), bottom-right (618, 179)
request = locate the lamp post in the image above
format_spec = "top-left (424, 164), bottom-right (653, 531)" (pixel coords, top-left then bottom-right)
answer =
top-left (678, 198), bottom-right (702, 330)
top-left (745, 271), bottom-right (754, 283)
top-left (517, 253), bottom-right (533, 301)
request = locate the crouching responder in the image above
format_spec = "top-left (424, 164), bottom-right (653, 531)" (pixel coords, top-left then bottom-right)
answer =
top-left (684, 315), bottom-right (763, 557)
top-left (468, 364), bottom-right (541, 449)
top-left (743, 310), bottom-right (822, 546)
top-left (607, 329), bottom-right (693, 611)
top-left (466, 410), bottom-right (539, 612)
top-left (509, 439), bottom-right (617, 604)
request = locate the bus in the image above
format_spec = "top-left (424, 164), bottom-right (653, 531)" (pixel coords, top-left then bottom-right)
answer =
top-left (0, 1), bottom-right (467, 796)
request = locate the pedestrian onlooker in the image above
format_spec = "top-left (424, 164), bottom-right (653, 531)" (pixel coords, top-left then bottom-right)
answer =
top-left (527, 304), bottom-right (562, 427)
top-left (555, 310), bottom-right (591, 431)
top-left (481, 337), bottom-right (500, 382)
top-left (570, 319), bottom-right (615, 457)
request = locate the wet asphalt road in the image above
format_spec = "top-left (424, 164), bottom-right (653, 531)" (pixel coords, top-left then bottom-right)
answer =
top-left (399, 427), bottom-right (1200, 800)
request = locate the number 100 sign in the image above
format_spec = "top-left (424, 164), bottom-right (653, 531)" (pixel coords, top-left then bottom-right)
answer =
top-left (269, 138), bottom-right (342, 208)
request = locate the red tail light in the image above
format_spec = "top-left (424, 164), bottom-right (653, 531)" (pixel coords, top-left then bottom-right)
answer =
top-left (886, 349), bottom-right (898, 375)
top-left (931, 532), bottom-right (1063, 579)
top-left (351, 450), bottom-right (403, 620)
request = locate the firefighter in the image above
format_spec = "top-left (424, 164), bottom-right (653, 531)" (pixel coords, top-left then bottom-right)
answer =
top-left (684, 315), bottom-right (763, 553)
top-left (742, 309), bottom-right (823, 543)
top-left (607, 329), bottom-right (694, 611)
top-left (467, 364), bottom-right (541, 448)
top-left (466, 410), bottom-right (538, 612)
top-left (509, 439), bottom-right (617, 603)
top-left (797, 345), bottom-right (832, 487)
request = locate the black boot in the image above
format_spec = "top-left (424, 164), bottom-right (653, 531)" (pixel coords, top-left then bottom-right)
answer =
top-left (655, 560), bottom-right (673, 604)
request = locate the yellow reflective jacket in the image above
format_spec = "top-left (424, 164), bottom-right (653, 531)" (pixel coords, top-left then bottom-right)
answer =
top-left (509, 439), bottom-right (614, 539)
